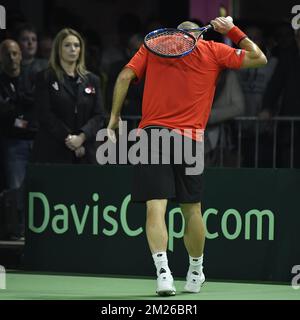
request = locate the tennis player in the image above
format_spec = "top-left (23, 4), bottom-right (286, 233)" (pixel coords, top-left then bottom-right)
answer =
top-left (107, 17), bottom-right (267, 296)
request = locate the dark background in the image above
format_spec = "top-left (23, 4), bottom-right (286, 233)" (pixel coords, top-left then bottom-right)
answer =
top-left (1, 0), bottom-right (300, 44)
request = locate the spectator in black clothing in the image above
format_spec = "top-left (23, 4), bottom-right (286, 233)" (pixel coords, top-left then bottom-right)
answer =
top-left (31, 28), bottom-right (105, 164)
top-left (38, 33), bottom-right (53, 61)
top-left (106, 33), bottom-right (144, 119)
top-left (84, 30), bottom-right (106, 99)
top-left (271, 23), bottom-right (296, 59)
top-left (0, 39), bottom-right (36, 239)
top-left (101, 13), bottom-right (142, 73)
top-left (105, 33), bottom-right (144, 159)
top-left (260, 28), bottom-right (300, 168)
top-left (14, 23), bottom-right (48, 85)
top-left (238, 26), bottom-right (277, 168)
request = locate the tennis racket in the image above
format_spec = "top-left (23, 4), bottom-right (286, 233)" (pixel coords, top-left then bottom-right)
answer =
top-left (144, 16), bottom-right (233, 58)
top-left (144, 24), bottom-right (213, 58)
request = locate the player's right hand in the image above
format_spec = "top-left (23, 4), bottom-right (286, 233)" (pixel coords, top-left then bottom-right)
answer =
top-left (107, 115), bottom-right (122, 143)
top-left (210, 16), bottom-right (234, 35)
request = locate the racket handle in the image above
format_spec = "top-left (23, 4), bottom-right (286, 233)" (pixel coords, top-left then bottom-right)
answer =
top-left (206, 24), bottom-right (214, 31)
top-left (208, 16), bottom-right (233, 31)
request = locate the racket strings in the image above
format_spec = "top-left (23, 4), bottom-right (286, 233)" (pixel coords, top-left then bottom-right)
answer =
top-left (145, 30), bottom-right (195, 56)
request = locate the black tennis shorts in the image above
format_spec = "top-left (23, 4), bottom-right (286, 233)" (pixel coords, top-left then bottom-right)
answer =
top-left (131, 126), bottom-right (204, 203)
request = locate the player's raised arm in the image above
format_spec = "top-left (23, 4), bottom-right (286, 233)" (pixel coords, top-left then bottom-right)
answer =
top-left (210, 17), bottom-right (268, 68)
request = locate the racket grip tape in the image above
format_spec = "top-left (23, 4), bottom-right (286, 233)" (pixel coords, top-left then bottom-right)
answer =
top-left (226, 26), bottom-right (247, 45)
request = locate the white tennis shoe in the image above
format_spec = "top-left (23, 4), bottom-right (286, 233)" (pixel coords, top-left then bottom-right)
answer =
top-left (156, 269), bottom-right (176, 296)
top-left (184, 270), bottom-right (205, 293)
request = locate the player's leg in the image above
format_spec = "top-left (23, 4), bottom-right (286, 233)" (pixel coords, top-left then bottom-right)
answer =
top-left (146, 199), bottom-right (169, 254)
top-left (173, 134), bottom-right (205, 293)
top-left (180, 202), bottom-right (206, 293)
top-left (146, 199), bottom-right (176, 296)
top-left (180, 202), bottom-right (205, 256)
top-left (131, 127), bottom-right (177, 295)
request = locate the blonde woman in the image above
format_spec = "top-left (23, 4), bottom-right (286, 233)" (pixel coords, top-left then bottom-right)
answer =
top-left (32, 28), bottom-right (105, 163)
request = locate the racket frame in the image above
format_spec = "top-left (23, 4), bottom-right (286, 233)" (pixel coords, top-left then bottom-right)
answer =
top-left (144, 28), bottom-right (196, 58)
top-left (143, 24), bottom-right (213, 58)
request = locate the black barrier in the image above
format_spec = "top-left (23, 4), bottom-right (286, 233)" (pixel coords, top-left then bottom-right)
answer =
top-left (23, 165), bottom-right (300, 282)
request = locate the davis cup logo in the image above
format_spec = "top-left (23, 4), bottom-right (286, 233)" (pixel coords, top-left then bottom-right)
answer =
top-left (0, 5), bottom-right (6, 29)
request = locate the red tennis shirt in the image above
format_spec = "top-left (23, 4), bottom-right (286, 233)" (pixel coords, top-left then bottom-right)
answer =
top-left (126, 39), bottom-right (245, 140)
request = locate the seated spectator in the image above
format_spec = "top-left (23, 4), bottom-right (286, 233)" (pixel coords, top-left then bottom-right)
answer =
top-left (31, 28), bottom-right (105, 164)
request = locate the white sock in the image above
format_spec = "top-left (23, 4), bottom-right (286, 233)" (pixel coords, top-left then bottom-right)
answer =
top-left (152, 252), bottom-right (171, 276)
top-left (188, 254), bottom-right (203, 275)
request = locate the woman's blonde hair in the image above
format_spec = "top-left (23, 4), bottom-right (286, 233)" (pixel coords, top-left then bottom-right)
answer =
top-left (49, 28), bottom-right (88, 81)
